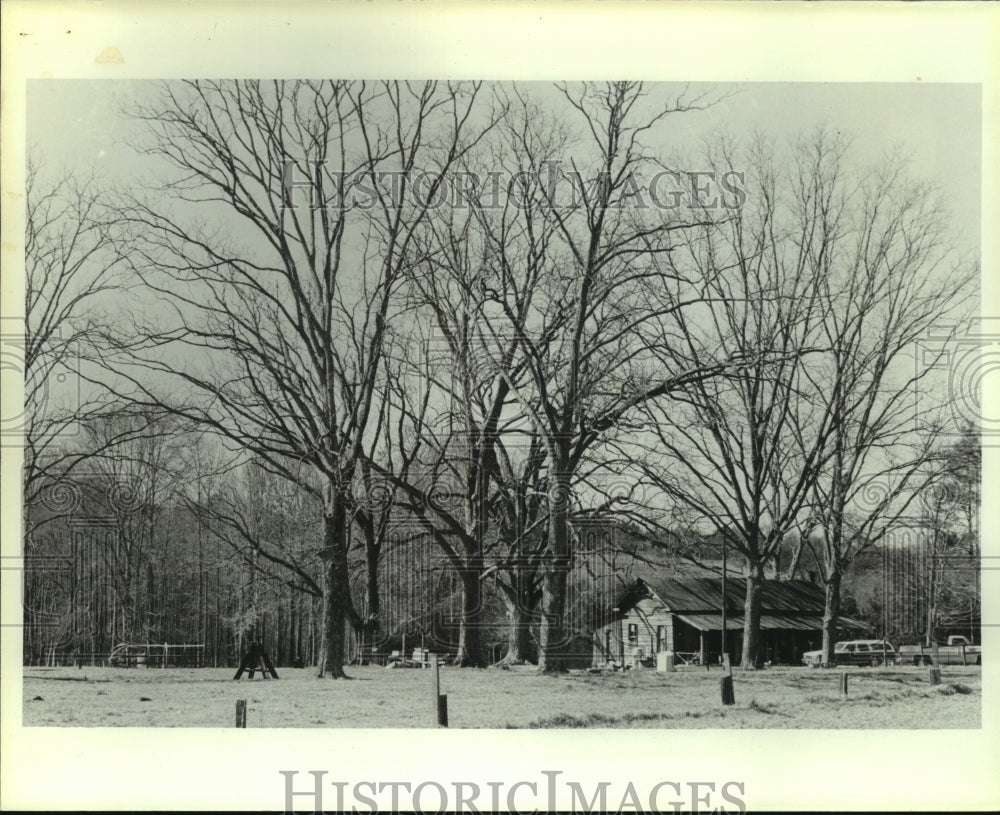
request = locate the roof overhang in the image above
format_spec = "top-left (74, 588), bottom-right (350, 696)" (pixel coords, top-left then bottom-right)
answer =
top-left (672, 613), bottom-right (873, 633)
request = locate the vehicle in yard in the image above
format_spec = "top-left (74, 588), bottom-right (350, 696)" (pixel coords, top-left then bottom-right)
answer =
top-left (801, 639), bottom-right (897, 667)
top-left (897, 636), bottom-right (981, 666)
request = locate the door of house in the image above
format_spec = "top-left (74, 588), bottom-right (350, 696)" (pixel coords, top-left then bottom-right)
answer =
top-left (656, 625), bottom-right (666, 652)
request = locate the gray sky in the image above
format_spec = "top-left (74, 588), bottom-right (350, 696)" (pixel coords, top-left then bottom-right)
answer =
top-left (27, 80), bottom-right (981, 251)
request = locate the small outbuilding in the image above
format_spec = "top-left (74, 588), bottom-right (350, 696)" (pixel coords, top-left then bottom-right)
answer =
top-left (594, 577), bottom-right (871, 667)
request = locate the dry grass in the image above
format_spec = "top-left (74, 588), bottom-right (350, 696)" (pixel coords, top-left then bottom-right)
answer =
top-left (21, 663), bottom-right (982, 729)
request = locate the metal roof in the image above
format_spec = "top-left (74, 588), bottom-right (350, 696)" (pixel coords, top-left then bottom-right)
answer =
top-left (613, 577), bottom-right (873, 632)
top-left (672, 614), bottom-right (821, 632)
top-left (760, 615), bottom-right (821, 631)
top-left (673, 613), bottom-right (744, 631)
top-left (671, 612), bottom-right (871, 633)
top-left (623, 576), bottom-right (828, 615)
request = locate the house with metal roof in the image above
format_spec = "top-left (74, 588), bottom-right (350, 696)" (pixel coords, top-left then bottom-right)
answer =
top-left (594, 576), bottom-right (871, 667)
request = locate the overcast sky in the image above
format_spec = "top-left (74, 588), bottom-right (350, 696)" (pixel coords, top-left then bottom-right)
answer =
top-left (27, 79), bottom-right (981, 253)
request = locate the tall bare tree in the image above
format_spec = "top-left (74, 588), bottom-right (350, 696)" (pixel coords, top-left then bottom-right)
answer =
top-left (464, 82), bottom-right (729, 670)
top-left (633, 135), bottom-right (852, 669)
top-left (795, 142), bottom-right (977, 664)
top-left (100, 80), bottom-right (497, 677)
top-left (635, 133), bottom-right (975, 668)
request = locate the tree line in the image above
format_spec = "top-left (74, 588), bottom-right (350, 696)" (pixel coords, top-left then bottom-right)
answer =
top-left (22, 81), bottom-right (978, 673)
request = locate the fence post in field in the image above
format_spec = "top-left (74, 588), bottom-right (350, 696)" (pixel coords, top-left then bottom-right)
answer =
top-left (431, 654), bottom-right (448, 727)
top-left (928, 667), bottom-right (942, 686)
top-left (720, 676), bottom-right (735, 705)
top-left (839, 673), bottom-right (849, 697)
top-left (719, 655), bottom-right (735, 705)
top-left (235, 699), bottom-right (247, 727)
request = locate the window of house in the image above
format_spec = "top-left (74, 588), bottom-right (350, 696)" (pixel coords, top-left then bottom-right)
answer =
top-left (656, 625), bottom-right (666, 652)
top-left (627, 623), bottom-right (638, 645)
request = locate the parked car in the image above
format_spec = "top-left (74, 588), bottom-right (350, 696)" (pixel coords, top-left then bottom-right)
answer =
top-left (897, 635), bottom-right (981, 666)
top-left (802, 639), bottom-right (897, 668)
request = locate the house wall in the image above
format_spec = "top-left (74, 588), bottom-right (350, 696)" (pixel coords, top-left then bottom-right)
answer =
top-left (596, 578), bottom-right (841, 668)
top-left (593, 598), bottom-right (675, 667)
top-left (593, 622), bottom-right (824, 668)
top-left (621, 596), bottom-right (673, 658)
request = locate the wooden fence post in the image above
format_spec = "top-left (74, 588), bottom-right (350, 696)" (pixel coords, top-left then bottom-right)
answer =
top-left (720, 675), bottom-right (735, 705)
top-left (432, 654), bottom-right (439, 715)
top-left (235, 699), bottom-right (247, 728)
top-left (928, 667), bottom-right (941, 686)
top-left (718, 652), bottom-right (735, 705)
top-left (431, 654), bottom-right (448, 727)
top-left (839, 673), bottom-right (848, 696)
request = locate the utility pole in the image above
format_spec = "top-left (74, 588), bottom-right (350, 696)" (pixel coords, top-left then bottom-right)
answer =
top-left (721, 539), bottom-right (727, 664)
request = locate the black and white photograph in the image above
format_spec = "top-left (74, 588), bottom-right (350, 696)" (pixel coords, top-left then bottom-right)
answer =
top-left (2, 2), bottom-right (998, 812)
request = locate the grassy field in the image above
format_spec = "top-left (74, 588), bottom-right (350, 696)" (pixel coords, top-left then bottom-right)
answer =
top-left (21, 663), bottom-right (981, 729)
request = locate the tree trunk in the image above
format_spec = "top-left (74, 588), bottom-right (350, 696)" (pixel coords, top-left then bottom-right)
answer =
top-left (820, 569), bottom-right (841, 666)
top-left (783, 533), bottom-right (806, 581)
top-left (276, 587), bottom-right (286, 666)
top-left (317, 491), bottom-right (350, 678)
top-left (499, 585), bottom-right (535, 665)
top-left (740, 562), bottom-right (765, 670)
top-left (454, 553), bottom-right (484, 666)
top-left (538, 469), bottom-right (571, 672)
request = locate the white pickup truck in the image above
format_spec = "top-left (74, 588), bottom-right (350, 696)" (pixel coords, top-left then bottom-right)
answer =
top-left (897, 635), bottom-right (981, 666)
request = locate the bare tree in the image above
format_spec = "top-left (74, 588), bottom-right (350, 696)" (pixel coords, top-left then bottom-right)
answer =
top-left (909, 426), bottom-right (979, 647)
top-left (633, 135), bottom-right (850, 669)
top-left (379, 127), bottom-right (558, 665)
top-left (22, 161), bottom-right (135, 532)
top-left (796, 142), bottom-right (976, 664)
top-left (99, 80), bottom-right (497, 677)
top-left (464, 82), bottom-right (729, 670)
top-left (363, 324), bottom-right (518, 666)
top-left (633, 133), bottom-right (975, 668)
top-left (487, 429), bottom-right (550, 665)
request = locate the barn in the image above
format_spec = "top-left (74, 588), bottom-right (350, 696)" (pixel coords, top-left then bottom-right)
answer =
top-left (594, 577), bottom-right (872, 667)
